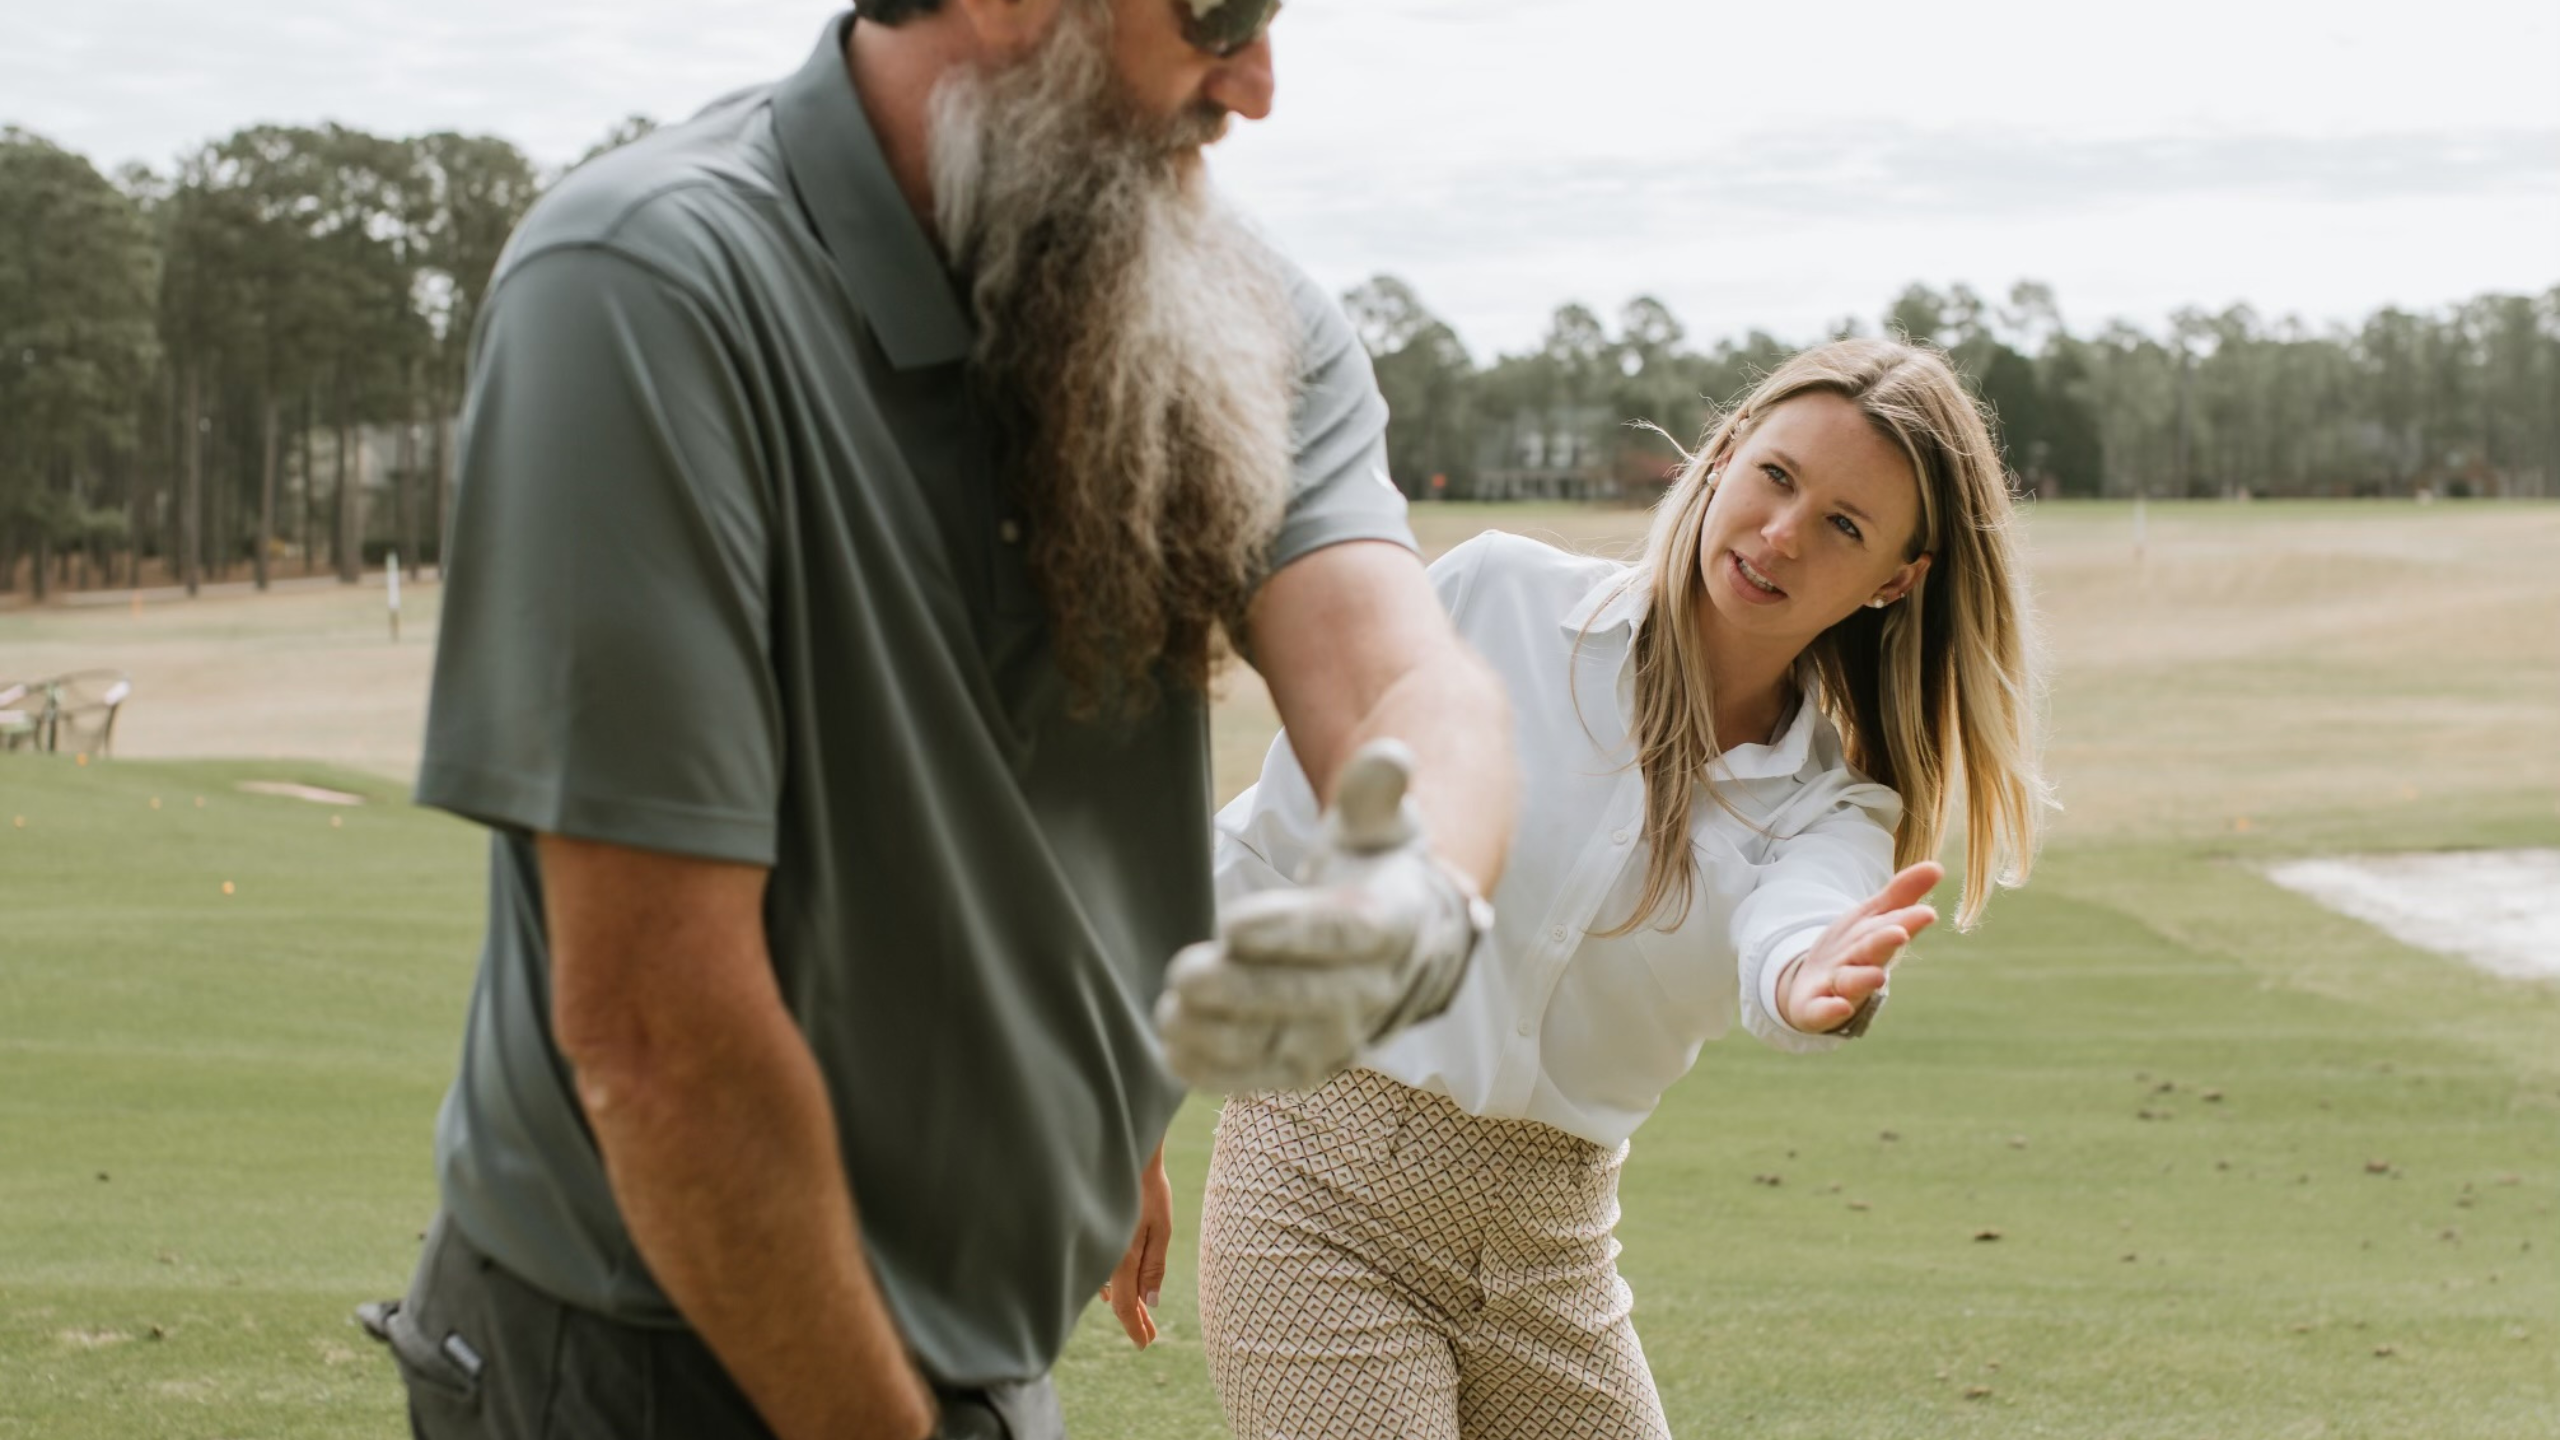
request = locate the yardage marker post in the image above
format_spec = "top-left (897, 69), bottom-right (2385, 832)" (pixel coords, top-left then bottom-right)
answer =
top-left (388, 553), bottom-right (402, 643)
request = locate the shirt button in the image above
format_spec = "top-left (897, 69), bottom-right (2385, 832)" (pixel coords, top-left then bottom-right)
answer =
top-left (998, 519), bottom-right (1021, 544)
top-left (1611, 829), bottom-right (1630, 845)
top-left (1549, 925), bottom-right (1567, 942)
top-left (1516, 1017), bottom-right (1535, 1036)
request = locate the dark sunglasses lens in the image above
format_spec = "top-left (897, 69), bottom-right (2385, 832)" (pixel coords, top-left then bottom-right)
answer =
top-left (1180, 0), bottom-right (1273, 55)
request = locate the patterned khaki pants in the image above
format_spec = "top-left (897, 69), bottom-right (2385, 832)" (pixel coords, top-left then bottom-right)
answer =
top-left (1197, 1068), bottom-right (1670, 1440)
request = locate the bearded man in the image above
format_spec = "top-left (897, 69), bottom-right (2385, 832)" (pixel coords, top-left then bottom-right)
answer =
top-left (374, 2), bottom-right (1517, 1437)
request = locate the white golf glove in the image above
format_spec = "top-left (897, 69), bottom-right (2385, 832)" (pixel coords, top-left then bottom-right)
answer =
top-left (1157, 739), bottom-right (1492, 1092)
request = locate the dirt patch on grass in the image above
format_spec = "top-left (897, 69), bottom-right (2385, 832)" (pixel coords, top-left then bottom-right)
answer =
top-left (235, 780), bottom-right (368, 805)
top-left (5, 504), bottom-right (2555, 837)
top-left (2030, 503), bottom-right (2560, 840)
top-left (0, 578), bottom-right (435, 780)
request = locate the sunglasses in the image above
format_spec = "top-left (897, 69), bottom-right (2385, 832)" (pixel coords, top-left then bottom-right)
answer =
top-left (1178, 0), bottom-right (1278, 57)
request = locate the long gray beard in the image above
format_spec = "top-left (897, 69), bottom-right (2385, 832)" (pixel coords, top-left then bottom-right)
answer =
top-left (928, 4), bottom-right (1298, 717)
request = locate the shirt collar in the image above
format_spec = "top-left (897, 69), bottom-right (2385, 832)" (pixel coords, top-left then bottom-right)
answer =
top-left (1559, 566), bottom-right (1649, 641)
top-left (1715, 685), bottom-right (1819, 781)
top-left (772, 12), bottom-right (974, 370)
top-left (1556, 564), bottom-right (1821, 781)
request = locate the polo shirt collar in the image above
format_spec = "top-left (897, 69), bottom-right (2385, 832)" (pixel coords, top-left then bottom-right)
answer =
top-left (773, 12), bottom-right (974, 370)
top-left (1557, 564), bottom-right (1819, 780)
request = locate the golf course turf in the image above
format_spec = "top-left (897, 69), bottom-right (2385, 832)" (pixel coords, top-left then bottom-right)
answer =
top-left (4, 501), bottom-right (2555, 1436)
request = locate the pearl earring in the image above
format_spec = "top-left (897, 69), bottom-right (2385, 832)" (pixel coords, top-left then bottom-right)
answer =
top-left (1865, 597), bottom-right (1890, 609)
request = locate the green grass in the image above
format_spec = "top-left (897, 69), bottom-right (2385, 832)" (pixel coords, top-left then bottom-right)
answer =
top-left (6, 498), bottom-right (2559, 1436)
top-left (1048, 797), bottom-right (2560, 1437)
top-left (9, 755), bottom-right (2551, 1437)
top-left (1, 756), bottom-right (482, 1439)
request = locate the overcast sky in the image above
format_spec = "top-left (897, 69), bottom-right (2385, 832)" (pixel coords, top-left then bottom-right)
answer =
top-left (10, 0), bottom-right (2556, 356)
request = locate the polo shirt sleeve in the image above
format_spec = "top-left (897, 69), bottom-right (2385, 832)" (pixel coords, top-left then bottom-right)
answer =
top-left (1264, 267), bottom-right (1419, 575)
top-left (414, 244), bottom-right (782, 867)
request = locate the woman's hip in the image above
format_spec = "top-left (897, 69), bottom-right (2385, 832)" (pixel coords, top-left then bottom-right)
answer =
top-left (1206, 1069), bottom-right (1626, 1257)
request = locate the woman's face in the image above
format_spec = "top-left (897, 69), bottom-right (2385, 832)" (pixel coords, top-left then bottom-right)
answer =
top-left (1693, 390), bottom-right (1932, 655)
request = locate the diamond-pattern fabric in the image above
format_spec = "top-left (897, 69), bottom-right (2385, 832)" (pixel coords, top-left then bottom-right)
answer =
top-left (1198, 1068), bottom-right (1671, 1439)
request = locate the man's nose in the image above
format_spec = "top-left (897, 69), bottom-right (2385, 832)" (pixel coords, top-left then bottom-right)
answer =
top-left (1202, 32), bottom-right (1276, 122)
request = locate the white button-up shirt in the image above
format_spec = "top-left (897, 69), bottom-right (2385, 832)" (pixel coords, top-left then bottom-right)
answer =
top-left (1214, 532), bottom-right (1901, 1148)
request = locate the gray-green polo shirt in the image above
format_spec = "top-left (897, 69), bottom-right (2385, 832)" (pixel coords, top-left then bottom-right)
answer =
top-left (415, 13), bottom-right (1414, 1388)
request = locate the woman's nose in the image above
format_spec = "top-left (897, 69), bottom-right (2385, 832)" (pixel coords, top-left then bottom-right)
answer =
top-left (1760, 507), bottom-right (1804, 558)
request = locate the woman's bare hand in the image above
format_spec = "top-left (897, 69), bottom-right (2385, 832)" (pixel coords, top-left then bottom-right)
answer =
top-left (1778, 861), bottom-right (1943, 1033)
top-left (1099, 1143), bottom-right (1172, 1348)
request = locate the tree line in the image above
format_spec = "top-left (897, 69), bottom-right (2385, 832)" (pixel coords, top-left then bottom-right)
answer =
top-left (4, 118), bottom-right (2555, 600)
top-left (1350, 277), bottom-right (2560, 506)
top-left (0, 119), bottom-right (647, 600)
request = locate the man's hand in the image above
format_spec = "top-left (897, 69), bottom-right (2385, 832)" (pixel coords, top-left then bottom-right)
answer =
top-left (1099, 1145), bottom-right (1171, 1348)
top-left (1158, 740), bottom-right (1486, 1091)
top-left (1776, 860), bottom-right (1943, 1035)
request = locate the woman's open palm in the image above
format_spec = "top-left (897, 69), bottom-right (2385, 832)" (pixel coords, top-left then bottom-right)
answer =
top-left (1778, 861), bottom-right (1944, 1033)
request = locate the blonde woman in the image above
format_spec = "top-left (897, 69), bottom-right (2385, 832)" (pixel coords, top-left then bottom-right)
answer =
top-left (1193, 338), bottom-right (2049, 1438)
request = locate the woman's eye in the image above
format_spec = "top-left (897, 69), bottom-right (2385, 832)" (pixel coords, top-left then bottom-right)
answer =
top-left (1762, 463), bottom-right (1790, 488)
top-left (1831, 514), bottom-right (1863, 541)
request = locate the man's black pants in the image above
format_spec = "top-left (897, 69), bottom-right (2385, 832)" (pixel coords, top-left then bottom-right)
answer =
top-left (373, 1215), bottom-right (1063, 1439)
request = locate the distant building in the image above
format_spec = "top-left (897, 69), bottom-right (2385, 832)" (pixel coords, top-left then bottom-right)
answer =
top-left (1469, 406), bottom-right (1680, 503)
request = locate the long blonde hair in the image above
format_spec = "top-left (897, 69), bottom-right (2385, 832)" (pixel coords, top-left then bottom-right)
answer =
top-left (1603, 337), bottom-right (2048, 934)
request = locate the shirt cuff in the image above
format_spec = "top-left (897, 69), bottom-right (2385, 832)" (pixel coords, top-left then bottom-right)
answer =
top-left (416, 758), bottom-right (778, 867)
top-left (1746, 924), bottom-right (1847, 1055)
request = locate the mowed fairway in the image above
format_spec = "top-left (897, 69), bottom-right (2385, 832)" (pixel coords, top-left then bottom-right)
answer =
top-left (3, 501), bottom-right (2556, 1438)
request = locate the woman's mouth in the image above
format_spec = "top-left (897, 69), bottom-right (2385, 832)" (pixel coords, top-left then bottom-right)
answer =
top-left (1727, 551), bottom-right (1788, 604)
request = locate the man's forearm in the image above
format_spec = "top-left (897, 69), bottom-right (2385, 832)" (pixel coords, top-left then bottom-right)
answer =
top-left (1340, 645), bottom-right (1514, 894)
top-left (576, 1001), bottom-right (933, 1440)
top-left (1247, 540), bottom-right (1518, 898)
